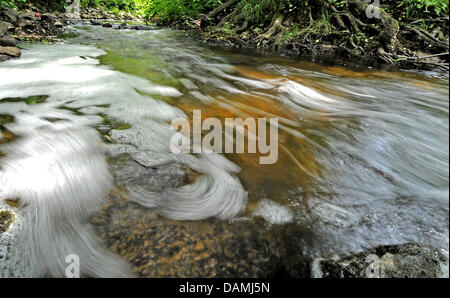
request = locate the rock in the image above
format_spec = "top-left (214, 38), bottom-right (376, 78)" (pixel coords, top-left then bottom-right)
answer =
top-left (0, 38), bottom-right (17, 47)
top-left (0, 210), bottom-right (14, 234)
top-left (102, 23), bottom-right (113, 28)
top-left (17, 18), bottom-right (33, 30)
top-left (0, 9), bottom-right (18, 24)
top-left (118, 22), bottom-right (129, 30)
top-left (0, 46), bottom-right (21, 58)
top-left (134, 25), bottom-right (153, 31)
top-left (90, 191), bottom-right (293, 278)
top-left (54, 20), bottom-right (64, 28)
top-left (88, 154), bottom-right (310, 277)
top-left (315, 243), bottom-right (448, 278)
top-left (40, 13), bottom-right (56, 21)
top-left (81, 13), bottom-right (89, 19)
top-left (20, 11), bottom-right (36, 20)
top-left (0, 21), bottom-right (14, 36)
top-left (0, 54), bottom-right (11, 63)
top-left (90, 19), bottom-right (101, 26)
top-left (65, 0), bottom-right (81, 19)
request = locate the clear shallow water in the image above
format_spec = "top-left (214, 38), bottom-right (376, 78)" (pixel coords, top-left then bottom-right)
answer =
top-left (0, 25), bottom-right (448, 277)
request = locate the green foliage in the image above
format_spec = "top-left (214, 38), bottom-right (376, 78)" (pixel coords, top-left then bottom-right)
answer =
top-left (283, 25), bottom-right (299, 41)
top-left (0, 0), bottom-right (17, 9)
top-left (80, 0), bottom-right (142, 13)
top-left (395, 0), bottom-right (449, 19)
top-left (2, 0), bottom-right (448, 24)
top-left (222, 21), bottom-right (233, 34)
top-left (241, 0), bottom-right (277, 24)
top-left (0, 0), bottom-right (25, 9)
top-left (143, 0), bottom-right (222, 21)
top-left (0, 0), bottom-right (65, 10)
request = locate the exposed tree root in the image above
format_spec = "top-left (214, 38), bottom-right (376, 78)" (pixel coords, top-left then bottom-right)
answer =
top-left (259, 13), bottom-right (285, 41)
top-left (189, 0), bottom-right (449, 72)
top-left (348, 0), bottom-right (400, 53)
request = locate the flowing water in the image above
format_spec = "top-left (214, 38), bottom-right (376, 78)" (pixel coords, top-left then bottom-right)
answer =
top-left (0, 24), bottom-right (448, 277)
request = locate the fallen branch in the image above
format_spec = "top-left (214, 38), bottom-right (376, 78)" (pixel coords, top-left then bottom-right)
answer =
top-left (409, 27), bottom-right (449, 49)
top-left (410, 52), bottom-right (449, 60)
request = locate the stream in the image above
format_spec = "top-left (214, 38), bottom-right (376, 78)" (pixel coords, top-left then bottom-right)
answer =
top-left (0, 24), bottom-right (448, 277)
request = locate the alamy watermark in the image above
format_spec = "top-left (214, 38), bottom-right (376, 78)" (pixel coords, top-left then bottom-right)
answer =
top-left (65, 254), bottom-right (80, 278)
top-left (365, 254), bottom-right (381, 278)
top-left (169, 110), bottom-right (279, 165)
top-left (365, 0), bottom-right (381, 19)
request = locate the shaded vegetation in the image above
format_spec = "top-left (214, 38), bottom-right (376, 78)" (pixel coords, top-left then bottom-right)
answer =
top-left (195, 0), bottom-right (449, 70)
top-left (0, 0), bottom-right (66, 11)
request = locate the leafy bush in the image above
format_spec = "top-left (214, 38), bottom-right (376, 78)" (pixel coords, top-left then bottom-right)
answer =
top-left (0, 0), bottom-right (18, 8)
top-left (143, 0), bottom-right (222, 21)
top-left (0, 0), bottom-right (66, 10)
top-left (81, 0), bottom-right (137, 11)
top-left (396, 0), bottom-right (449, 19)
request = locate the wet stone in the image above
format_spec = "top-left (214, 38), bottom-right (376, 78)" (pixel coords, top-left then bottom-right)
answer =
top-left (0, 54), bottom-right (10, 62)
top-left (109, 154), bottom-right (189, 191)
top-left (0, 9), bottom-right (18, 24)
top-left (0, 38), bottom-right (17, 47)
top-left (0, 114), bottom-right (13, 127)
top-left (90, 154), bottom-right (310, 277)
top-left (0, 46), bottom-right (21, 58)
top-left (0, 95), bottom-right (47, 105)
top-left (316, 243), bottom-right (448, 278)
top-left (0, 21), bottom-right (14, 36)
top-left (89, 189), bottom-right (297, 278)
top-left (0, 210), bottom-right (14, 234)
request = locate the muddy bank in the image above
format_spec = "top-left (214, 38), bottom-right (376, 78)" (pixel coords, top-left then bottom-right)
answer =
top-left (163, 0), bottom-right (449, 72)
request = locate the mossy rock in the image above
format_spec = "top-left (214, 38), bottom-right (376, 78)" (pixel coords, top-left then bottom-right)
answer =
top-left (0, 114), bottom-right (13, 126)
top-left (0, 95), bottom-right (48, 105)
top-left (0, 210), bottom-right (14, 234)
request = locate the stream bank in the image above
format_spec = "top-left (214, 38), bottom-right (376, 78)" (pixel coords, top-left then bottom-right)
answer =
top-left (0, 0), bottom-right (144, 63)
top-left (159, 0), bottom-right (449, 72)
top-left (0, 8), bottom-right (67, 62)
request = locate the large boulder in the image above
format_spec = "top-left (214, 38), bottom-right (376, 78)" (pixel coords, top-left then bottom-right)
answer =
top-left (0, 54), bottom-right (10, 63)
top-left (0, 9), bottom-right (18, 24)
top-left (134, 25), bottom-right (154, 31)
top-left (17, 18), bottom-right (33, 30)
top-left (0, 46), bottom-right (21, 58)
top-left (0, 38), bottom-right (17, 47)
top-left (90, 19), bottom-right (101, 26)
top-left (0, 21), bottom-right (14, 37)
top-left (19, 11), bottom-right (36, 20)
